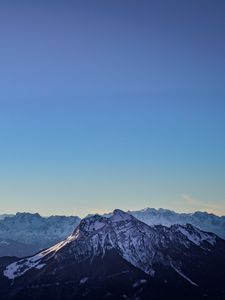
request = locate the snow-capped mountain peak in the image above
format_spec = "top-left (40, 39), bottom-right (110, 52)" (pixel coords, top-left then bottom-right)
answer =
top-left (73, 210), bottom-right (135, 240)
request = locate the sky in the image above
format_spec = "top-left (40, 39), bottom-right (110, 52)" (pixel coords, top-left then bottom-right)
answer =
top-left (0, 0), bottom-right (225, 217)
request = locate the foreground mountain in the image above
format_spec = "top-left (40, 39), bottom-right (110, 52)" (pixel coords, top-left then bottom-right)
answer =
top-left (1, 209), bottom-right (225, 300)
top-left (0, 213), bottom-right (80, 257)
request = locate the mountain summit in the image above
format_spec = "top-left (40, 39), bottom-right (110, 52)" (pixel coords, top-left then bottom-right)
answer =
top-left (1, 210), bottom-right (225, 299)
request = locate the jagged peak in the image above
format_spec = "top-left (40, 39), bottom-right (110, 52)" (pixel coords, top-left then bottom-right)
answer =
top-left (72, 209), bottom-right (134, 238)
top-left (110, 209), bottom-right (133, 222)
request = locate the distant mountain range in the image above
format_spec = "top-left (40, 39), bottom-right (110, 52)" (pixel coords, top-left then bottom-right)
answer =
top-left (129, 208), bottom-right (225, 239)
top-left (0, 214), bottom-right (14, 220)
top-left (0, 208), bottom-right (224, 258)
top-left (0, 213), bottom-right (80, 257)
top-left (1, 209), bottom-right (225, 300)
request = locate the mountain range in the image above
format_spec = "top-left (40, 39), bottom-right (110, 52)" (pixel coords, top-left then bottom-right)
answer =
top-left (0, 208), bottom-right (224, 258)
top-left (1, 209), bottom-right (225, 299)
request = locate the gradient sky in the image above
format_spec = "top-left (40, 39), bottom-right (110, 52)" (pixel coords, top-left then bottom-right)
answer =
top-left (0, 0), bottom-right (225, 217)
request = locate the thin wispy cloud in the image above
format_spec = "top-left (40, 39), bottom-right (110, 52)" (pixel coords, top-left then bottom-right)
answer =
top-left (181, 194), bottom-right (225, 216)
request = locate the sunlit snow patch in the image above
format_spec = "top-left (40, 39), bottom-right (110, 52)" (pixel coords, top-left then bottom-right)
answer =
top-left (4, 234), bottom-right (76, 280)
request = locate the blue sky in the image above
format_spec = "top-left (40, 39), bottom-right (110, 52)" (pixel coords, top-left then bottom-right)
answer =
top-left (0, 0), bottom-right (225, 216)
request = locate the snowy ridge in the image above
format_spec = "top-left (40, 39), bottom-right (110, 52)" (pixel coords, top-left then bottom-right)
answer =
top-left (174, 224), bottom-right (216, 246)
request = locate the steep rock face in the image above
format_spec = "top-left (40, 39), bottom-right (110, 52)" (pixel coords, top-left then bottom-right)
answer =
top-left (1, 210), bottom-right (225, 300)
